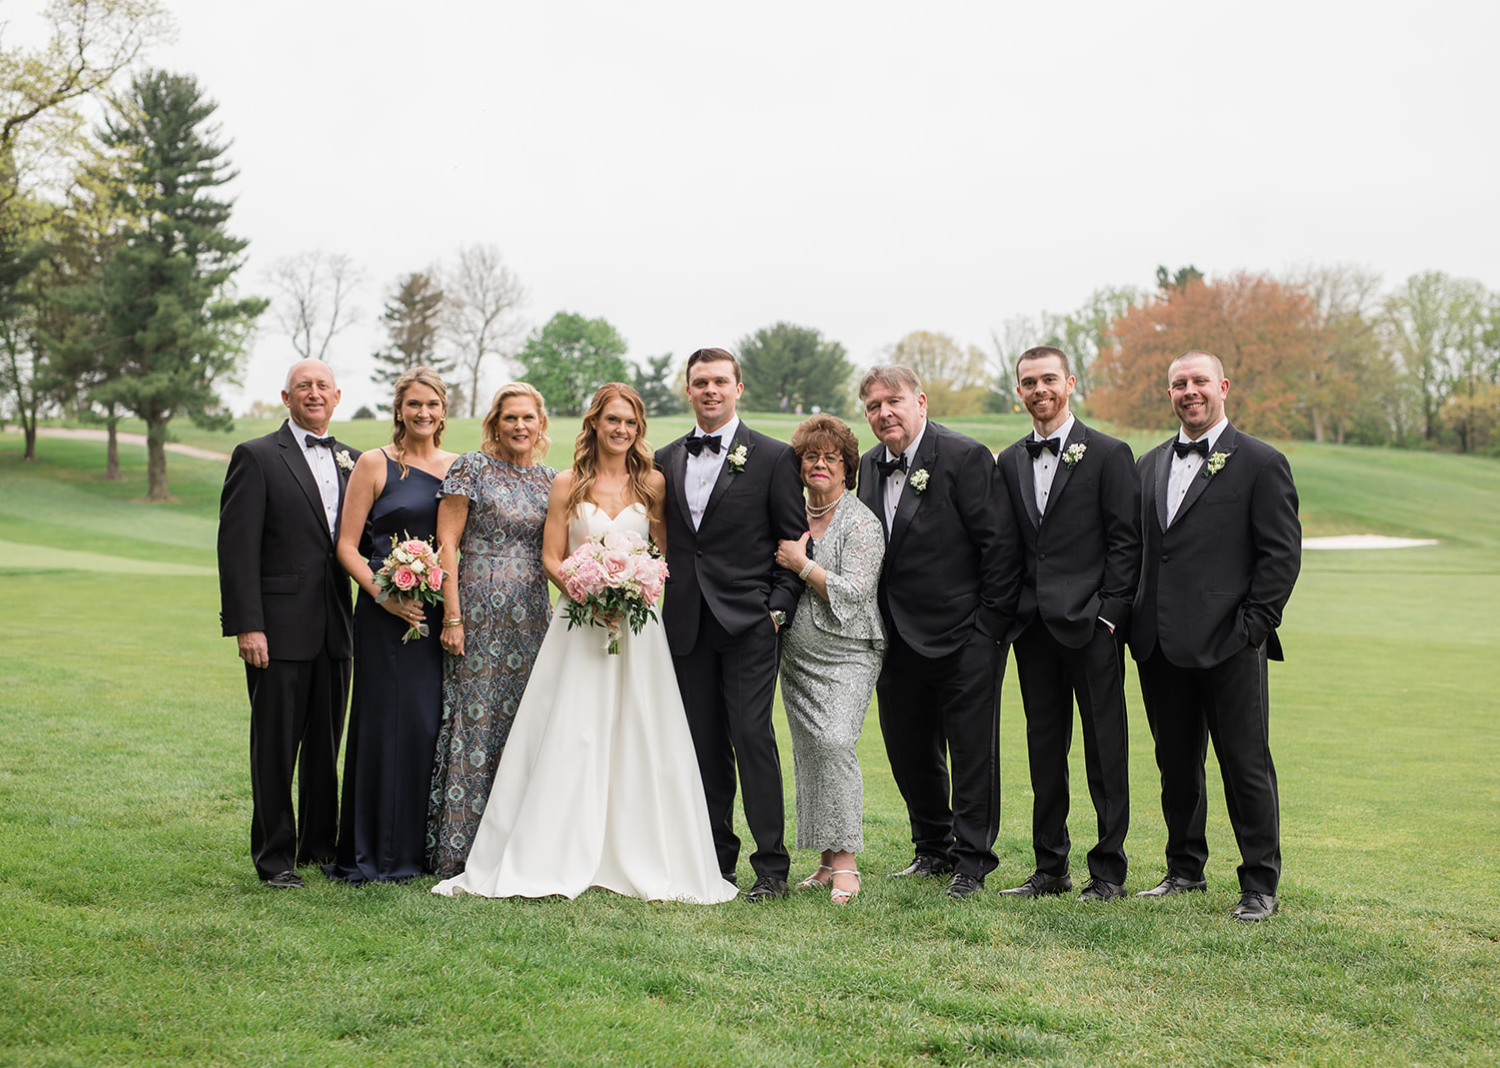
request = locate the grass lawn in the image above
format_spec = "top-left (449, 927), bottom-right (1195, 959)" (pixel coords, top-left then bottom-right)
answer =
top-left (1, 423), bottom-right (1498, 1066)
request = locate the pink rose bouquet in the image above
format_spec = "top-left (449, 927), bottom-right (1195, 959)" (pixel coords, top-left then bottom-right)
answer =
top-left (558, 528), bottom-right (668, 654)
top-left (373, 531), bottom-right (446, 643)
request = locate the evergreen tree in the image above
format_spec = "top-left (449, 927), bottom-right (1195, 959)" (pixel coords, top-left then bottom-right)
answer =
top-left (0, 204), bottom-right (49, 460)
top-left (737, 321), bottom-right (853, 415)
top-left (371, 271), bottom-right (448, 403)
top-left (515, 311), bottom-right (630, 415)
top-left (91, 70), bottom-right (265, 500)
top-left (632, 352), bottom-right (684, 416)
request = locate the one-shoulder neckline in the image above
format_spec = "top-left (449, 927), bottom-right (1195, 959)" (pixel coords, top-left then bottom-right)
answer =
top-left (382, 451), bottom-right (444, 481)
top-left (579, 500), bottom-right (647, 523)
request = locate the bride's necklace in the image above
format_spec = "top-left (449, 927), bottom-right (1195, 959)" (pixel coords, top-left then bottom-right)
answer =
top-left (805, 495), bottom-right (839, 519)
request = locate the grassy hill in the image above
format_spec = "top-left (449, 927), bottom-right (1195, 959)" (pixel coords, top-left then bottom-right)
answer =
top-left (1, 420), bottom-right (1497, 1064)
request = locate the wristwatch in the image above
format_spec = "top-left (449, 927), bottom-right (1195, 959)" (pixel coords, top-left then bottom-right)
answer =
top-left (770, 610), bottom-right (787, 628)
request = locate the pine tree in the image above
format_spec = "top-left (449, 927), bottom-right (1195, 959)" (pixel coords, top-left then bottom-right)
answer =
top-left (91, 70), bottom-right (266, 500)
top-left (371, 271), bottom-right (450, 404)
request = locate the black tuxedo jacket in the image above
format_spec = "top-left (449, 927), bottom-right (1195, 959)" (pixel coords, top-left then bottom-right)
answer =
top-left (654, 422), bottom-right (806, 657)
top-left (857, 420), bottom-right (1020, 659)
top-left (1129, 423), bottom-right (1300, 669)
top-left (997, 420), bottom-right (1141, 648)
top-left (218, 422), bottom-right (359, 661)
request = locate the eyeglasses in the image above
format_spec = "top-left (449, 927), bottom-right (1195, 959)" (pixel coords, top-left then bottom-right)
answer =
top-left (800, 451), bottom-right (843, 467)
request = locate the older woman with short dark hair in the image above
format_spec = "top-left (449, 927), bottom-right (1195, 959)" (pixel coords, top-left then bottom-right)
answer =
top-left (774, 413), bottom-right (886, 904)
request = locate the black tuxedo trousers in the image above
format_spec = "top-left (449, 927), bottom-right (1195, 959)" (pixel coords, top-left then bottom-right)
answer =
top-left (1013, 619), bottom-right (1130, 884)
top-left (1137, 643), bottom-right (1280, 895)
top-left (877, 628), bottom-right (1004, 880)
top-left (672, 602), bottom-right (789, 881)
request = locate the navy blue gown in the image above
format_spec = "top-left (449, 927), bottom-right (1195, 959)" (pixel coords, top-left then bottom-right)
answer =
top-left (325, 455), bottom-right (444, 883)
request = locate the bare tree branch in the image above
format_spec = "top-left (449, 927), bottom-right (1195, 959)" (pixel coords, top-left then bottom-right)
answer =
top-left (266, 250), bottom-right (363, 364)
top-left (441, 243), bottom-right (526, 417)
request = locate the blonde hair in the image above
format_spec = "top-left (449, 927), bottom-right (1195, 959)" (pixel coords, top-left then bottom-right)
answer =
top-left (566, 383), bottom-right (662, 522)
top-left (389, 367), bottom-right (448, 479)
top-left (481, 382), bottom-right (551, 462)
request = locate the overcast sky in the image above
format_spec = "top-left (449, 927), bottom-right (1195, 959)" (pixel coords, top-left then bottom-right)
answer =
top-left (121, 1), bottom-right (1500, 412)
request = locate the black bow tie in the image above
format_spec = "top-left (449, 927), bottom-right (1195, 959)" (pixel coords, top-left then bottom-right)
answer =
top-left (1025, 436), bottom-right (1060, 459)
top-left (876, 453), bottom-right (908, 478)
top-left (1173, 438), bottom-right (1210, 459)
top-left (305, 434), bottom-right (336, 449)
top-left (684, 434), bottom-right (722, 457)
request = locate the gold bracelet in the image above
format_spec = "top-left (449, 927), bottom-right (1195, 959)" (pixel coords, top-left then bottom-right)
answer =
top-left (442, 618), bottom-right (463, 627)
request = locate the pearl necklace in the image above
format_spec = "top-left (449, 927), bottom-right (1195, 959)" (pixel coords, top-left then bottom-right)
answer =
top-left (805, 495), bottom-right (839, 519)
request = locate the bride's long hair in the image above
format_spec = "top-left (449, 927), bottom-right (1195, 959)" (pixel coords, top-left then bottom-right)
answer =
top-left (567, 383), bottom-right (661, 520)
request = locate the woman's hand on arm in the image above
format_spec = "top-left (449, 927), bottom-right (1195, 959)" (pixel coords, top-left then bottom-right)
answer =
top-left (776, 531), bottom-right (827, 601)
top-left (436, 493), bottom-right (470, 656)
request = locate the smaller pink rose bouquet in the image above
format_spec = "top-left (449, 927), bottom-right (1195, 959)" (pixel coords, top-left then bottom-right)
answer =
top-left (373, 531), bottom-right (446, 643)
top-left (558, 529), bottom-right (668, 654)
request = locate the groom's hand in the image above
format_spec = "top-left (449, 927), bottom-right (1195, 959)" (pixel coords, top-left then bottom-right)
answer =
top-left (236, 631), bottom-right (269, 670)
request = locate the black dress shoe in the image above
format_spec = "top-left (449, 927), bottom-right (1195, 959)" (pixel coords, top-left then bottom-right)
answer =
top-left (998, 871), bottom-right (1072, 897)
top-left (744, 875), bottom-right (788, 902)
top-left (1231, 891), bottom-right (1277, 922)
top-left (1136, 874), bottom-right (1207, 897)
top-left (721, 871), bottom-right (739, 889)
top-left (1077, 878), bottom-right (1126, 902)
top-left (888, 854), bottom-right (953, 879)
top-left (946, 873), bottom-right (984, 899)
top-left (263, 870), bottom-right (304, 889)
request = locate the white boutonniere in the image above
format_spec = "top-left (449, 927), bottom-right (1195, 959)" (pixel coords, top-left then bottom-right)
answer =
top-left (727, 444), bottom-right (748, 473)
top-left (1063, 442), bottom-right (1087, 468)
top-left (335, 449), bottom-right (355, 472)
top-left (1203, 451), bottom-right (1230, 479)
top-left (908, 468), bottom-right (930, 494)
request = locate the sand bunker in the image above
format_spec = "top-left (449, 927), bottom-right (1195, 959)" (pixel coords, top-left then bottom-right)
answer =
top-left (1302, 535), bottom-right (1438, 551)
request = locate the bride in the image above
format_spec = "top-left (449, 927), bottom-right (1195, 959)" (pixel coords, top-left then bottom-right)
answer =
top-left (432, 383), bottom-right (738, 904)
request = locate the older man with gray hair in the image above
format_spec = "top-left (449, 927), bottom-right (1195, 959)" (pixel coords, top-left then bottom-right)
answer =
top-left (855, 365), bottom-right (1021, 899)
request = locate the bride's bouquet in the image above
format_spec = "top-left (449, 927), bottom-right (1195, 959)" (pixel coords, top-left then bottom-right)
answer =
top-left (558, 529), bottom-right (669, 654)
top-left (373, 532), bottom-right (446, 643)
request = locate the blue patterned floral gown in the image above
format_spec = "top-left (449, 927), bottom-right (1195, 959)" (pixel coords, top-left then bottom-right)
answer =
top-left (426, 452), bottom-right (555, 876)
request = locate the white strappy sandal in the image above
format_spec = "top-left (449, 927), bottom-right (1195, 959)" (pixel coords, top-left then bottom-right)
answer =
top-left (829, 869), bottom-right (861, 905)
top-left (795, 865), bottom-right (833, 890)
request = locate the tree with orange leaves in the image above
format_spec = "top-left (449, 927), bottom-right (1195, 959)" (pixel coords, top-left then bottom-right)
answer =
top-left (1089, 273), bottom-right (1326, 439)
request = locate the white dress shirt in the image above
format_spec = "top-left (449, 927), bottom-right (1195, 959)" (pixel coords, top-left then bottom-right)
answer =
top-left (289, 417), bottom-right (341, 536)
top-left (684, 415), bottom-right (739, 531)
top-left (881, 420), bottom-right (927, 534)
top-left (1166, 415), bottom-right (1229, 526)
top-left (1030, 414), bottom-right (1075, 517)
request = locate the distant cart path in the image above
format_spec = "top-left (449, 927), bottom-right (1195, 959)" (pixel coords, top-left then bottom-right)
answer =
top-left (2, 425), bottom-right (231, 462)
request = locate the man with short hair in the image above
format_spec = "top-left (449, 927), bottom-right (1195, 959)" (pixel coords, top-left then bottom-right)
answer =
top-left (996, 346), bottom-right (1140, 902)
top-left (1130, 350), bottom-right (1301, 921)
top-left (856, 365), bottom-right (1020, 899)
top-left (655, 347), bottom-right (806, 902)
top-left (218, 359), bottom-right (359, 888)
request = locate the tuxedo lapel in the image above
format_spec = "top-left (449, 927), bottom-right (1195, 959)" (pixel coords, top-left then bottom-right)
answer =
top-left (1172, 424), bottom-right (1238, 527)
top-left (276, 423), bottom-right (332, 541)
top-left (1012, 439), bottom-right (1040, 530)
top-left (663, 439), bottom-right (692, 532)
top-left (1153, 437), bottom-right (1173, 533)
top-left (1042, 421), bottom-right (1087, 518)
top-left (886, 426), bottom-right (938, 557)
top-left (700, 426), bottom-right (749, 530)
top-left (857, 454), bottom-right (887, 539)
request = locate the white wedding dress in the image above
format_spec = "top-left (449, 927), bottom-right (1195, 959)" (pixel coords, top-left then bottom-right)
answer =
top-left (432, 502), bottom-right (738, 904)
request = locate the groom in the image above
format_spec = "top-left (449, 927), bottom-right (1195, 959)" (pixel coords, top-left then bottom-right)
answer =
top-left (218, 358), bottom-right (359, 888)
top-left (656, 347), bottom-right (806, 902)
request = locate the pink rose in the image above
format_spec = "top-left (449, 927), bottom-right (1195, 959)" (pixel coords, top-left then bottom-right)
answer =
top-left (564, 576), bottom-right (590, 604)
top-left (601, 550), bottom-right (631, 584)
top-left (425, 567), bottom-right (444, 589)
top-left (602, 531), bottom-right (634, 552)
top-left (402, 539), bottom-right (428, 557)
top-left (392, 565), bottom-right (418, 590)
